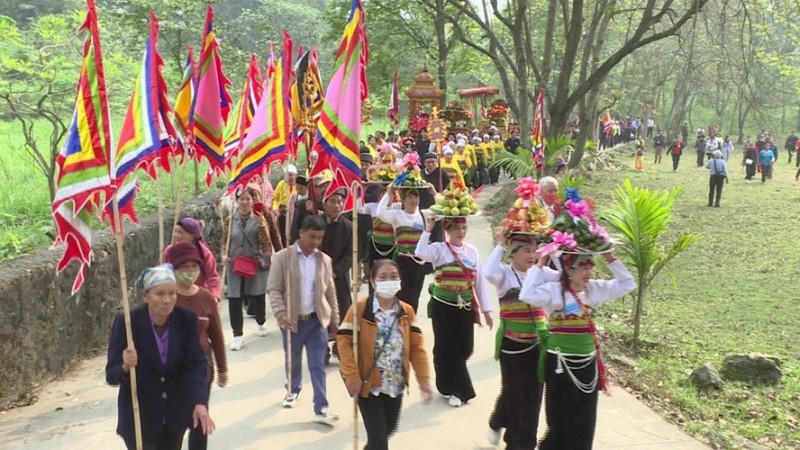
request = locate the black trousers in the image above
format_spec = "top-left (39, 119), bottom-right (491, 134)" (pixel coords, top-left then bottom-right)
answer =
top-left (539, 352), bottom-right (599, 450)
top-left (334, 278), bottom-right (352, 323)
top-left (745, 163), bottom-right (756, 180)
top-left (696, 151), bottom-right (705, 167)
top-left (396, 255), bottom-right (426, 313)
top-left (489, 338), bottom-right (544, 450)
top-left (358, 394), bottom-right (404, 450)
top-left (187, 378), bottom-right (212, 450)
top-left (761, 164), bottom-right (773, 182)
top-left (708, 175), bottom-right (725, 206)
top-left (646, 127), bottom-right (654, 138)
top-left (430, 299), bottom-right (476, 402)
top-left (126, 426), bottom-right (184, 450)
top-left (229, 294), bottom-right (266, 336)
top-left (671, 153), bottom-right (681, 171)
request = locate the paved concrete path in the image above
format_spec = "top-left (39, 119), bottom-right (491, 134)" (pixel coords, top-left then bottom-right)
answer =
top-left (0, 182), bottom-right (708, 450)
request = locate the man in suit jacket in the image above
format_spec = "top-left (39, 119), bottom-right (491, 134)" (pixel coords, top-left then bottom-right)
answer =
top-left (106, 265), bottom-right (211, 450)
top-left (267, 215), bottom-right (340, 425)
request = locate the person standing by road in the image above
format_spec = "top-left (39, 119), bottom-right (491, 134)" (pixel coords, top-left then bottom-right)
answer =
top-left (267, 215), bottom-right (340, 425)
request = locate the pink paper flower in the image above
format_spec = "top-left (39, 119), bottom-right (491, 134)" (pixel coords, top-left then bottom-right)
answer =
top-left (400, 152), bottom-right (421, 172)
top-left (538, 231), bottom-right (577, 256)
top-left (565, 199), bottom-right (591, 221)
top-left (590, 222), bottom-right (610, 244)
top-left (515, 177), bottom-right (541, 207)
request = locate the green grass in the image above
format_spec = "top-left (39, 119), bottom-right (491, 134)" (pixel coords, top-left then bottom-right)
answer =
top-left (579, 149), bottom-right (800, 449)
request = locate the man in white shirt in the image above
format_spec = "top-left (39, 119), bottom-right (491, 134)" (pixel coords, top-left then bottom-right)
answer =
top-left (267, 215), bottom-right (340, 425)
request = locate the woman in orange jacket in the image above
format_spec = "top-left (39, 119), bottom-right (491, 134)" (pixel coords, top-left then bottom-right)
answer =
top-left (337, 259), bottom-right (433, 449)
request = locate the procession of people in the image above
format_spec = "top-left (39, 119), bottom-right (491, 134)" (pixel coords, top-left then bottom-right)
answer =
top-left (106, 125), bottom-right (638, 449)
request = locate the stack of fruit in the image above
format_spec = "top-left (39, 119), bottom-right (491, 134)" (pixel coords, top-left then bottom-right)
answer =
top-left (429, 186), bottom-right (479, 216)
top-left (394, 152), bottom-right (427, 188)
top-left (537, 187), bottom-right (614, 255)
top-left (500, 197), bottom-right (550, 234)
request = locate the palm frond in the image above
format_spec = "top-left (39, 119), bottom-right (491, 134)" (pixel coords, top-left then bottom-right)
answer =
top-left (491, 149), bottom-right (536, 178)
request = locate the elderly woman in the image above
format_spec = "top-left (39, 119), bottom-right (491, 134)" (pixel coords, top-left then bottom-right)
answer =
top-left (520, 252), bottom-right (635, 450)
top-left (538, 176), bottom-right (559, 221)
top-left (224, 186), bottom-right (282, 351)
top-left (705, 149), bottom-right (728, 207)
top-left (415, 215), bottom-right (493, 407)
top-left (164, 243), bottom-right (228, 450)
top-left (376, 183), bottom-right (437, 312)
top-left (106, 265), bottom-right (213, 450)
top-left (163, 217), bottom-right (220, 300)
top-left (337, 259), bottom-right (433, 450)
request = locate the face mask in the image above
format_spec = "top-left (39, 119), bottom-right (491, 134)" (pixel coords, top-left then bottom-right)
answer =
top-left (175, 270), bottom-right (200, 286)
top-left (374, 280), bottom-right (401, 299)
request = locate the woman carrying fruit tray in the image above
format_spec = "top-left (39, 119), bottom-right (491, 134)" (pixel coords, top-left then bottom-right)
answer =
top-left (485, 178), bottom-right (560, 448)
top-left (414, 201), bottom-right (493, 408)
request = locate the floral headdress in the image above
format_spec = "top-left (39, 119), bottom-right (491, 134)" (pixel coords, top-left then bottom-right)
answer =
top-left (538, 188), bottom-right (614, 257)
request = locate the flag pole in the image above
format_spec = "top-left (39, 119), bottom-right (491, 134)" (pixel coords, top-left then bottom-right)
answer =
top-left (170, 158), bottom-right (189, 244)
top-left (157, 178), bottom-right (165, 261)
top-left (350, 180), bottom-right (361, 450)
top-left (219, 208), bottom-right (234, 300)
top-left (284, 174), bottom-right (293, 399)
top-left (112, 193), bottom-right (144, 450)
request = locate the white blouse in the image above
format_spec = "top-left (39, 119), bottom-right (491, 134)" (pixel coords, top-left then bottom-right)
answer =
top-left (375, 193), bottom-right (429, 229)
top-left (484, 245), bottom-right (561, 297)
top-left (415, 231), bottom-right (492, 313)
top-left (518, 259), bottom-right (636, 316)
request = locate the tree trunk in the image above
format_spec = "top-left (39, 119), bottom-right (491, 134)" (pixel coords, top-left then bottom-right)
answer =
top-left (633, 279), bottom-right (646, 344)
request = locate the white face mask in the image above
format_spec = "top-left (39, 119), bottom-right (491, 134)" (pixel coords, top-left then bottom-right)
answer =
top-left (374, 280), bottom-right (401, 299)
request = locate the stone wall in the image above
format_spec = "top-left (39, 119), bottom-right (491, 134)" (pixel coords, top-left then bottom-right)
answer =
top-left (0, 193), bottom-right (223, 409)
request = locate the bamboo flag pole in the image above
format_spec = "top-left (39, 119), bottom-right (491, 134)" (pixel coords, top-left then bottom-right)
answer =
top-left (219, 209), bottom-right (234, 297)
top-left (350, 180), bottom-right (361, 450)
top-left (111, 193), bottom-right (144, 450)
top-left (170, 159), bottom-right (189, 245)
top-left (157, 179), bottom-right (165, 262)
top-left (284, 176), bottom-right (293, 398)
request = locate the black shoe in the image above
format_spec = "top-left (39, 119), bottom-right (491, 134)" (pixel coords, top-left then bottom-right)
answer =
top-left (324, 347), bottom-right (331, 367)
top-left (714, 204), bottom-right (720, 208)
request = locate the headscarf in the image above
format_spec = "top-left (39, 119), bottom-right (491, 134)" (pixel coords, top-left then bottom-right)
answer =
top-left (443, 217), bottom-right (466, 230)
top-left (177, 217), bottom-right (204, 243)
top-left (508, 233), bottom-right (535, 253)
top-left (135, 264), bottom-right (176, 290)
top-left (561, 253), bottom-right (595, 269)
top-left (164, 241), bottom-right (204, 272)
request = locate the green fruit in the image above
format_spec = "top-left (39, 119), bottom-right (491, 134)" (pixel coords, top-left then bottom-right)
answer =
top-left (458, 197), bottom-right (468, 207)
top-left (431, 205), bottom-right (444, 214)
top-left (469, 204), bottom-right (479, 213)
top-left (460, 207), bottom-right (470, 215)
top-left (450, 207), bottom-right (461, 215)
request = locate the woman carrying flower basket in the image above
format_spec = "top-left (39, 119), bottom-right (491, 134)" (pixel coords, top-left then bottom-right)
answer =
top-left (519, 189), bottom-right (636, 450)
top-left (375, 153), bottom-right (437, 313)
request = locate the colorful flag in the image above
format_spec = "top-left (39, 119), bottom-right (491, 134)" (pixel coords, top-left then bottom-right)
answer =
top-left (227, 39), bottom-right (293, 193)
top-left (112, 12), bottom-right (177, 184)
top-left (531, 89), bottom-right (546, 171)
top-left (51, 0), bottom-right (113, 294)
top-left (309, 0), bottom-right (369, 208)
top-left (173, 46), bottom-right (195, 156)
top-left (387, 69), bottom-right (399, 126)
top-left (104, 12), bottom-right (177, 229)
top-left (291, 46), bottom-right (325, 129)
top-left (191, 5), bottom-right (233, 185)
top-left (224, 54), bottom-right (264, 159)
